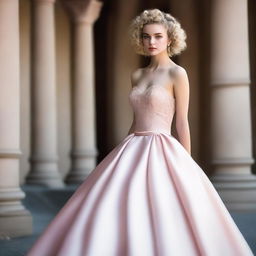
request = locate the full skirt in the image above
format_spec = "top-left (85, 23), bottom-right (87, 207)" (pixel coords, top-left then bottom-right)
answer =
top-left (27, 131), bottom-right (254, 256)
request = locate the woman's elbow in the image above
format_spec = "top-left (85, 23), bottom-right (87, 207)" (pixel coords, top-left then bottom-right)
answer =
top-left (175, 119), bottom-right (190, 131)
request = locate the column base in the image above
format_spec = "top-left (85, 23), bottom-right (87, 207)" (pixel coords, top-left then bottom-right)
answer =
top-left (0, 188), bottom-right (33, 238)
top-left (210, 173), bottom-right (256, 211)
top-left (27, 156), bottom-right (65, 187)
top-left (65, 168), bottom-right (92, 184)
top-left (0, 210), bottom-right (32, 238)
top-left (26, 171), bottom-right (64, 188)
top-left (66, 149), bottom-right (98, 184)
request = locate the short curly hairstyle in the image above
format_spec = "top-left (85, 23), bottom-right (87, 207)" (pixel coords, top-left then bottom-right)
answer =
top-left (129, 9), bottom-right (187, 57)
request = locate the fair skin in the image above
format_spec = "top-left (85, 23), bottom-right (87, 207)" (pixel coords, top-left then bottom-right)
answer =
top-left (128, 23), bottom-right (191, 155)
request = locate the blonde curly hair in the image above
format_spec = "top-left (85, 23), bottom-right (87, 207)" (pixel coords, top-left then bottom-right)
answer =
top-left (129, 9), bottom-right (187, 57)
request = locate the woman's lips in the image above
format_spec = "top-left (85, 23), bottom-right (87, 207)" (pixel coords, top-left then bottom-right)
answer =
top-left (148, 47), bottom-right (157, 51)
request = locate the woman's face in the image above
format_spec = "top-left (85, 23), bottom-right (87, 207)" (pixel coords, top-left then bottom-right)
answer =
top-left (141, 23), bottom-right (170, 56)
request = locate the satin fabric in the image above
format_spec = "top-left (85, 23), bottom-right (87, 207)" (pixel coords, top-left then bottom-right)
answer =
top-left (27, 131), bottom-right (253, 256)
top-left (27, 85), bottom-right (254, 255)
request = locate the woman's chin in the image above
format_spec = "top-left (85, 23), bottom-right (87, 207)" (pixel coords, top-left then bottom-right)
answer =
top-left (146, 51), bottom-right (159, 56)
top-left (145, 49), bottom-right (168, 56)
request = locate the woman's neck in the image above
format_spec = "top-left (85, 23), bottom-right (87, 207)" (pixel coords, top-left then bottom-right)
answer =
top-left (147, 51), bottom-right (174, 70)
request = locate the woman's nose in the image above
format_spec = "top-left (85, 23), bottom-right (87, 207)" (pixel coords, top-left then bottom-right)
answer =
top-left (149, 37), bottom-right (155, 44)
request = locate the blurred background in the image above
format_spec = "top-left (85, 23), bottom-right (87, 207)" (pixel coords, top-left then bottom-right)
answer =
top-left (0, 0), bottom-right (256, 253)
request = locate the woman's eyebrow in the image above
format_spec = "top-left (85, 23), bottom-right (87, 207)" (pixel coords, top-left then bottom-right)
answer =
top-left (142, 32), bottom-right (163, 35)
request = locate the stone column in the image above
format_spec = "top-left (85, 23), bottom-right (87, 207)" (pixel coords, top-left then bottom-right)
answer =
top-left (0, 0), bottom-right (32, 237)
top-left (61, 0), bottom-right (102, 184)
top-left (26, 0), bottom-right (64, 187)
top-left (210, 0), bottom-right (256, 211)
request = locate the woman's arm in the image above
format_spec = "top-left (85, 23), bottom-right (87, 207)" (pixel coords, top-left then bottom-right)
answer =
top-left (173, 67), bottom-right (191, 155)
top-left (127, 69), bottom-right (142, 136)
top-left (127, 113), bottom-right (135, 135)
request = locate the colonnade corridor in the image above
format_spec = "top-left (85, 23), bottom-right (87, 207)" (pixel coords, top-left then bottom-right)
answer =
top-left (0, 0), bottom-right (256, 254)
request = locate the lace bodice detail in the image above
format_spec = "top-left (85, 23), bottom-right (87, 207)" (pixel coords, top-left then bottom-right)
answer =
top-left (128, 85), bottom-right (175, 134)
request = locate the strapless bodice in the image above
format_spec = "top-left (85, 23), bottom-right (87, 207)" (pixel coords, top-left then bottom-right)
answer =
top-left (128, 85), bottom-right (175, 135)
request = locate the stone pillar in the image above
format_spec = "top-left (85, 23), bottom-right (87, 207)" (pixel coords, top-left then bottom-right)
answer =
top-left (0, 0), bottom-right (32, 237)
top-left (61, 0), bottom-right (102, 184)
top-left (210, 0), bottom-right (256, 211)
top-left (26, 0), bottom-right (64, 187)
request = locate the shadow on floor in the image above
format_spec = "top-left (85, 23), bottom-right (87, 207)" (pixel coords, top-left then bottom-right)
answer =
top-left (0, 185), bottom-right (256, 256)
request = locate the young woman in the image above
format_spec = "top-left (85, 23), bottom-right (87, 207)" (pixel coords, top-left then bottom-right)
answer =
top-left (27, 9), bottom-right (253, 256)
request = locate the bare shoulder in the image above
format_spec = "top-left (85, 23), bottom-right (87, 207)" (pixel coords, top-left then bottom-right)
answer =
top-left (130, 68), bottom-right (144, 87)
top-left (169, 65), bottom-right (188, 81)
top-left (168, 65), bottom-right (189, 89)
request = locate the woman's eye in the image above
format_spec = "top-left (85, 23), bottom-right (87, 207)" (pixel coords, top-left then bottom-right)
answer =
top-left (156, 36), bottom-right (162, 38)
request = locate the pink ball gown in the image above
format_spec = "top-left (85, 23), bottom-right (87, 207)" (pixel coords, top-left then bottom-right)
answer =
top-left (27, 84), bottom-right (254, 256)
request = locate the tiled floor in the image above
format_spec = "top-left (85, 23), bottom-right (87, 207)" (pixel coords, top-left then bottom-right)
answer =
top-left (0, 185), bottom-right (255, 256)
